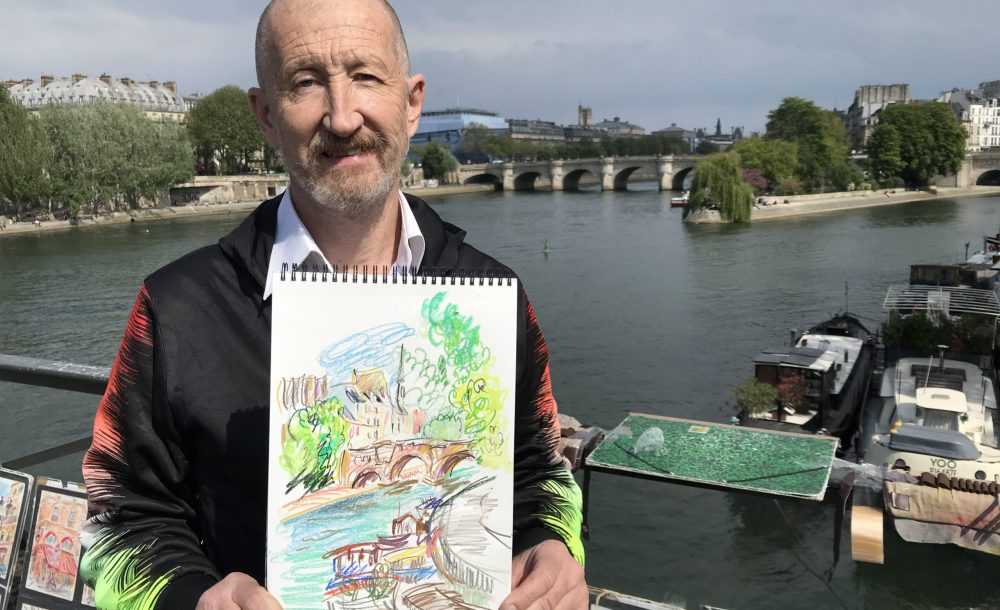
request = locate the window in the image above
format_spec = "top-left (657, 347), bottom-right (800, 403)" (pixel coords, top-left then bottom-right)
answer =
top-left (51, 504), bottom-right (60, 522)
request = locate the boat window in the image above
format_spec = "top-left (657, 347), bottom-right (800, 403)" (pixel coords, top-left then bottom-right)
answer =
top-left (919, 409), bottom-right (960, 431)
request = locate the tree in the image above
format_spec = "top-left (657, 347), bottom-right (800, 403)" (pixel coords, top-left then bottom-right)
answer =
top-left (419, 142), bottom-right (458, 181)
top-left (873, 102), bottom-right (966, 185)
top-left (688, 152), bottom-right (754, 223)
top-left (765, 97), bottom-right (848, 192)
top-left (458, 122), bottom-right (497, 162)
top-left (741, 168), bottom-right (767, 193)
top-left (732, 138), bottom-right (798, 188)
top-left (695, 140), bottom-right (719, 155)
top-left (866, 123), bottom-right (904, 184)
top-left (186, 85), bottom-right (266, 174)
top-left (40, 101), bottom-right (195, 215)
top-left (0, 85), bottom-right (52, 220)
top-left (731, 378), bottom-right (778, 419)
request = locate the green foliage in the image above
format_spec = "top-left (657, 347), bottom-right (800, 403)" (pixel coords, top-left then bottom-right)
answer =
top-left (732, 378), bottom-right (778, 418)
top-left (689, 152), bottom-right (754, 223)
top-left (186, 85), bottom-right (266, 174)
top-left (695, 140), bottom-right (720, 155)
top-left (39, 101), bottom-right (194, 215)
top-left (866, 123), bottom-right (904, 184)
top-left (419, 142), bottom-right (459, 181)
top-left (873, 102), bottom-right (966, 186)
top-left (0, 84), bottom-right (52, 220)
top-left (457, 122), bottom-right (497, 161)
top-left (732, 138), bottom-right (798, 187)
top-left (829, 161), bottom-right (866, 192)
top-left (881, 311), bottom-right (995, 354)
top-left (774, 177), bottom-right (801, 196)
top-left (765, 97), bottom-right (848, 192)
top-left (280, 397), bottom-right (350, 493)
top-left (420, 292), bottom-right (508, 469)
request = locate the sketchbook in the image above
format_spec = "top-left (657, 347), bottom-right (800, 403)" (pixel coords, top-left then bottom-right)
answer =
top-left (16, 478), bottom-right (95, 610)
top-left (267, 266), bottom-right (518, 610)
top-left (1, 468), bottom-right (33, 610)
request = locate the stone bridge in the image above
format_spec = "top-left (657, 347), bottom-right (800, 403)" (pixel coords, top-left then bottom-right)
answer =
top-left (951, 152), bottom-right (1000, 187)
top-left (456, 155), bottom-right (701, 192)
top-left (341, 439), bottom-right (474, 489)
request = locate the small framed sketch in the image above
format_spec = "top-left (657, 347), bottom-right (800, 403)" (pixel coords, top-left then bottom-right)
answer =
top-left (0, 467), bottom-right (34, 610)
top-left (16, 479), bottom-right (94, 609)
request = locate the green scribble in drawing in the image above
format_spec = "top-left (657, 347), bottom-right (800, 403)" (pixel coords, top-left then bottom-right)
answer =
top-left (280, 397), bottom-right (350, 493)
top-left (420, 292), bottom-right (511, 470)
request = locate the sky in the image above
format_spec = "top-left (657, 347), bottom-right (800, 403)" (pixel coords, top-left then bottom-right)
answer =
top-left (3, 0), bottom-right (999, 134)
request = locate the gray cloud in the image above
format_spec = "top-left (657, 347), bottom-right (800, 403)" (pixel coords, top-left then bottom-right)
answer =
top-left (3, 0), bottom-right (997, 132)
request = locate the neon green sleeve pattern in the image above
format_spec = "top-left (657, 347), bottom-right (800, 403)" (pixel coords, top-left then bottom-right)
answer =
top-left (81, 531), bottom-right (175, 610)
top-left (538, 469), bottom-right (586, 565)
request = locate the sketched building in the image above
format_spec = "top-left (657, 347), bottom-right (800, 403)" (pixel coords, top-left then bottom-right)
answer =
top-left (345, 369), bottom-right (422, 449)
top-left (27, 493), bottom-right (86, 596)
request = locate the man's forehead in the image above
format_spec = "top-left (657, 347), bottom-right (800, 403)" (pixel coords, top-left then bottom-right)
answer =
top-left (267, 0), bottom-right (394, 41)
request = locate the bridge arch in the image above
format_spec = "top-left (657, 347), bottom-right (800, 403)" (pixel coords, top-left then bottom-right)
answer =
top-left (672, 167), bottom-right (696, 191)
top-left (463, 173), bottom-right (502, 189)
top-left (976, 170), bottom-right (1000, 186)
top-left (613, 166), bottom-right (641, 191)
top-left (389, 454), bottom-right (429, 481)
top-left (562, 168), bottom-right (597, 191)
top-left (352, 470), bottom-right (381, 489)
top-left (435, 450), bottom-right (475, 478)
top-left (514, 172), bottom-right (543, 191)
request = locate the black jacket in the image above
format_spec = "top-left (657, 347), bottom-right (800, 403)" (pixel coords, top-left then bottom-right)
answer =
top-left (81, 194), bottom-right (583, 609)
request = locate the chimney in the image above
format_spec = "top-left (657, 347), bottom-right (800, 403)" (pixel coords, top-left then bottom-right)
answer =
top-left (149, 80), bottom-right (159, 89)
top-left (40, 74), bottom-right (53, 87)
top-left (99, 73), bottom-right (112, 86)
top-left (121, 76), bottom-right (133, 86)
top-left (22, 79), bottom-right (34, 87)
top-left (72, 73), bottom-right (86, 84)
top-left (164, 81), bottom-right (177, 93)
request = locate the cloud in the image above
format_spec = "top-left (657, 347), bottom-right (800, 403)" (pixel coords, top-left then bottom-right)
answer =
top-left (3, 0), bottom-right (998, 132)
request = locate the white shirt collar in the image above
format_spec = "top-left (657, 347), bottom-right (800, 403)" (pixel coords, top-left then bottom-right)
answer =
top-left (262, 189), bottom-right (425, 299)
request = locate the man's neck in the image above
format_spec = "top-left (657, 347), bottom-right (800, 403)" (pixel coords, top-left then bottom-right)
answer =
top-left (290, 185), bottom-right (402, 269)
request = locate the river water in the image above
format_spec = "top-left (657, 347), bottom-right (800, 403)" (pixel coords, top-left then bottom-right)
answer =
top-left (2, 186), bottom-right (1000, 609)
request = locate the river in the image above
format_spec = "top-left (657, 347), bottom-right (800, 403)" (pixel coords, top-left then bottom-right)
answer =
top-left (2, 185), bottom-right (999, 609)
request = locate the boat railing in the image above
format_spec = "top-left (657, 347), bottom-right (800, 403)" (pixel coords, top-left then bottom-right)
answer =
top-left (0, 353), bottom-right (107, 470)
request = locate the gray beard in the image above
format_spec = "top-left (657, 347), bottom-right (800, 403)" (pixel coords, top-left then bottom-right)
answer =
top-left (283, 152), bottom-right (401, 227)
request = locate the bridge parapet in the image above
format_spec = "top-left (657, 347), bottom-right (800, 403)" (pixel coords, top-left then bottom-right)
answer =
top-left (453, 155), bottom-right (702, 192)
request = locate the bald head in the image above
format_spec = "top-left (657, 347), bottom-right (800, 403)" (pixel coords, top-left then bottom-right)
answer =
top-left (255, 0), bottom-right (410, 94)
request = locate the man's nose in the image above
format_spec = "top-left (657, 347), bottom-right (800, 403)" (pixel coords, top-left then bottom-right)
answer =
top-left (322, 82), bottom-right (363, 137)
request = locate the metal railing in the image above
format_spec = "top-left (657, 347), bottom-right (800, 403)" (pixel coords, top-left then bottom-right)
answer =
top-left (0, 353), bottom-right (107, 469)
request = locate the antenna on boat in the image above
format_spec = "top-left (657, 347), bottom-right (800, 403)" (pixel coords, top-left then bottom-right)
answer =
top-left (844, 281), bottom-right (849, 313)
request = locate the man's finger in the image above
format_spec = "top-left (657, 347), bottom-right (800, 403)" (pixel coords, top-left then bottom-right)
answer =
top-left (232, 582), bottom-right (283, 610)
top-left (554, 584), bottom-right (589, 610)
top-left (501, 560), bottom-right (558, 610)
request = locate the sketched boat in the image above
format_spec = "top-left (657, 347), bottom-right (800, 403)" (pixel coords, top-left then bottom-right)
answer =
top-left (744, 313), bottom-right (876, 454)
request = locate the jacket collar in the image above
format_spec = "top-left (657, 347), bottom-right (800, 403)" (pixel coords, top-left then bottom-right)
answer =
top-left (217, 192), bottom-right (467, 293)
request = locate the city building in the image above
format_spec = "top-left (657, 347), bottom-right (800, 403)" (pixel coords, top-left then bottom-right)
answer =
top-left (5, 73), bottom-right (189, 122)
top-left (652, 123), bottom-right (697, 152)
top-left (507, 118), bottom-right (567, 143)
top-left (939, 86), bottom-right (1000, 152)
top-left (591, 117), bottom-right (645, 138)
top-left (411, 108), bottom-right (508, 159)
top-left (846, 84), bottom-right (910, 151)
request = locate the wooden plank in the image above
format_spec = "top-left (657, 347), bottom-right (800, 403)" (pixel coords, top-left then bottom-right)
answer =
top-left (586, 413), bottom-right (838, 500)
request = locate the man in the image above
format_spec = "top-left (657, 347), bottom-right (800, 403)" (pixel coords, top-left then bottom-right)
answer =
top-left (81, 1), bottom-right (586, 609)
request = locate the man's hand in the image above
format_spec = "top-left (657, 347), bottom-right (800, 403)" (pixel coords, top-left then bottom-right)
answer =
top-left (501, 539), bottom-right (587, 610)
top-left (196, 573), bottom-right (282, 610)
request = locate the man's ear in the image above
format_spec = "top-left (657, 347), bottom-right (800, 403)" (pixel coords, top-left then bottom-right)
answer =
top-left (405, 75), bottom-right (426, 139)
top-left (248, 87), bottom-right (280, 148)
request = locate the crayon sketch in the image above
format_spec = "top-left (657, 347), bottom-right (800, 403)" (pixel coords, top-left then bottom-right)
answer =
top-left (269, 280), bottom-right (516, 610)
top-left (0, 478), bottom-right (27, 581)
top-left (24, 490), bottom-right (87, 601)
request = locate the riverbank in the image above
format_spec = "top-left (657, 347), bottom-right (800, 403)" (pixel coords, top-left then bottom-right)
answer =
top-left (0, 183), bottom-right (495, 238)
top-left (684, 185), bottom-right (1000, 224)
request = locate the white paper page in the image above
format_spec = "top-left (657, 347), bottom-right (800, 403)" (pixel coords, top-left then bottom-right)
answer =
top-left (268, 273), bottom-right (517, 610)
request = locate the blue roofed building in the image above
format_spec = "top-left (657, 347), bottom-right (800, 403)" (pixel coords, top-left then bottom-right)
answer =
top-left (412, 108), bottom-right (508, 162)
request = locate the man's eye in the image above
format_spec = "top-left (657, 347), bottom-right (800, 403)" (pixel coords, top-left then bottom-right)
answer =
top-left (354, 73), bottom-right (378, 83)
top-left (295, 78), bottom-right (319, 89)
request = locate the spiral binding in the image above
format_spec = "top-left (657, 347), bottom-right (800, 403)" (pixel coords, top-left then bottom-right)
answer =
top-left (279, 263), bottom-right (514, 286)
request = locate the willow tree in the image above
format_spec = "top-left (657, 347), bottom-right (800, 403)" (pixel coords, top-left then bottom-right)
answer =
top-left (689, 152), bottom-right (754, 223)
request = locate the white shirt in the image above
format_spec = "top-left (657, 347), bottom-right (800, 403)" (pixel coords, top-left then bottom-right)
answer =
top-left (262, 189), bottom-right (425, 299)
